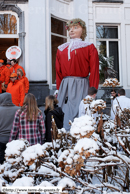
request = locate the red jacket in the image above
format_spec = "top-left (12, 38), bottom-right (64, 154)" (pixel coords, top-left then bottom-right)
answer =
top-left (6, 79), bottom-right (25, 106)
top-left (0, 66), bottom-right (5, 93)
top-left (18, 76), bottom-right (29, 94)
top-left (56, 44), bottom-right (99, 89)
top-left (10, 64), bottom-right (26, 77)
top-left (0, 66), bottom-right (10, 85)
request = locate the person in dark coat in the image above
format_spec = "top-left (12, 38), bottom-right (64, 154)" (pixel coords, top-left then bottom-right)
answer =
top-left (0, 93), bottom-right (19, 164)
top-left (44, 95), bottom-right (64, 142)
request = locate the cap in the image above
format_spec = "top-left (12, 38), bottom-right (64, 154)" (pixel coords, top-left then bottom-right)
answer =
top-left (10, 73), bottom-right (17, 78)
top-left (0, 59), bottom-right (4, 63)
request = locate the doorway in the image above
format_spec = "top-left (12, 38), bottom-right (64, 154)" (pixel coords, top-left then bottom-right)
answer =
top-left (0, 38), bottom-right (18, 59)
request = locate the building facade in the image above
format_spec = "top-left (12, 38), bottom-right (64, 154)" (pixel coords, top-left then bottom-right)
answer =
top-left (0, 0), bottom-right (130, 104)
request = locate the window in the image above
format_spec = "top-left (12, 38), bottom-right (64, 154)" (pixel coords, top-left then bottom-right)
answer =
top-left (0, 14), bottom-right (17, 34)
top-left (0, 13), bottom-right (18, 59)
top-left (96, 25), bottom-right (119, 80)
top-left (51, 17), bottom-right (67, 84)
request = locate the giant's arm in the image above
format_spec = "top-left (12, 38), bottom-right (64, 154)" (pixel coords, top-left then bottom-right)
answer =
top-left (56, 49), bottom-right (63, 90)
top-left (89, 44), bottom-right (99, 89)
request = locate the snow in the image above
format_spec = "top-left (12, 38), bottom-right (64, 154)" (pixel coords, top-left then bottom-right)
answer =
top-left (7, 177), bottom-right (34, 194)
top-left (5, 140), bottom-right (27, 157)
top-left (0, 178), bottom-right (4, 190)
top-left (58, 128), bottom-right (66, 134)
top-left (103, 121), bottom-right (115, 131)
top-left (4, 168), bottom-right (25, 181)
top-left (29, 163), bottom-right (36, 171)
top-left (58, 149), bottom-right (74, 162)
top-left (6, 157), bottom-right (22, 164)
top-left (74, 138), bottom-right (99, 154)
top-left (103, 192), bottom-right (129, 194)
top-left (22, 144), bottom-right (47, 165)
top-left (73, 154), bottom-right (81, 162)
top-left (38, 166), bottom-right (59, 177)
top-left (57, 177), bottom-right (76, 188)
top-left (92, 155), bottom-right (120, 162)
top-left (70, 115), bottom-right (95, 138)
top-left (12, 177), bottom-right (34, 187)
top-left (90, 99), bottom-right (106, 110)
top-left (91, 99), bottom-right (105, 107)
top-left (42, 142), bottom-right (52, 150)
top-left (102, 78), bottom-right (120, 87)
top-left (39, 181), bottom-right (54, 187)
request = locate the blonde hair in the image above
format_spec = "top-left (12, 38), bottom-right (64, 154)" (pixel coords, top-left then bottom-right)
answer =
top-left (20, 93), bottom-right (40, 121)
top-left (17, 68), bottom-right (23, 76)
top-left (66, 18), bottom-right (87, 41)
top-left (45, 95), bottom-right (58, 111)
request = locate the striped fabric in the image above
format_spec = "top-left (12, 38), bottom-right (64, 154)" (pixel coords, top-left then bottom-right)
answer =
top-left (9, 109), bottom-right (45, 145)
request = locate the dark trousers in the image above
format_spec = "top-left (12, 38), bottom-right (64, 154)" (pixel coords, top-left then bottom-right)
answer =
top-left (0, 142), bottom-right (6, 164)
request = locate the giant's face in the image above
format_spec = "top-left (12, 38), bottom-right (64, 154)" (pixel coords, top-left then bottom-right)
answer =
top-left (68, 24), bottom-right (83, 39)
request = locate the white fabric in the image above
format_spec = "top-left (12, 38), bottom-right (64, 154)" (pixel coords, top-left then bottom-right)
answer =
top-left (79, 95), bottom-right (92, 117)
top-left (67, 38), bottom-right (82, 60)
top-left (79, 95), bottom-right (98, 121)
top-left (58, 39), bottom-right (92, 60)
top-left (111, 96), bottom-right (130, 120)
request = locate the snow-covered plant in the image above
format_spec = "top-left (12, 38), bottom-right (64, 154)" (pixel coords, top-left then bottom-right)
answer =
top-left (102, 78), bottom-right (120, 87)
top-left (90, 99), bottom-right (106, 114)
top-left (70, 115), bottom-right (95, 139)
top-left (1, 109), bottom-right (130, 193)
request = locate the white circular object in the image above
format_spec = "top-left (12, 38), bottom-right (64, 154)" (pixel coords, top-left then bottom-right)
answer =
top-left (6, 46), bottom-right (22, 60)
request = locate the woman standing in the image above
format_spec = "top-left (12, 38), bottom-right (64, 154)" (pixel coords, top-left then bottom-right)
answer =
top-left (44, 95), bottom-right (64, 142)
top-left (17, 68), bottom-right (29, 94)
top-left (9, 93), bottom-right (45, 145)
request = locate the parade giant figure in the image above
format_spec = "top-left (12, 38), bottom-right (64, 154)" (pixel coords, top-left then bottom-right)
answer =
top-left (56, 18), bottom-right (99, 130)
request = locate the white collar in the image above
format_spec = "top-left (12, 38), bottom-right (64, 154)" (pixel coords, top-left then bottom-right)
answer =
top-left (58, 39), bottom-right (92, 60)
top-left (68, 39), bottom-right (82, 60)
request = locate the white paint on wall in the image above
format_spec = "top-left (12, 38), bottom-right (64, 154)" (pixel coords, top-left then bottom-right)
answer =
top-left (95, 6), bottom-right (121, 20)
top-left (50, 0), bottom-right (73, 20)
top-left (18, 4), bottom-right (29, 79)
top-left (28, 0), bottom-right (46, 81)
top-left (124, 7), bottom-right (130, 20)
top-left (73, 0), bottom-right (89, 41)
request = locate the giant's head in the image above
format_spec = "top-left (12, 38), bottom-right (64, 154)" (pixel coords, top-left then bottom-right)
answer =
top-left (66, 18), bottom-right (87, 41)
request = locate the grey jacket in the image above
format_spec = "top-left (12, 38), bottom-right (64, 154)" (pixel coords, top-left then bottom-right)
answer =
top-left (0, 93), bottom-right (19, 143)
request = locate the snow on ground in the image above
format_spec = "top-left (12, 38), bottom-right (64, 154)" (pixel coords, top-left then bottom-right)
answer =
top-left (38, 166), bottom-right (59, 177)
top-left (12, 177), bottom-right (34, 187)
top-left (57, 177), bottom-right (76, 189)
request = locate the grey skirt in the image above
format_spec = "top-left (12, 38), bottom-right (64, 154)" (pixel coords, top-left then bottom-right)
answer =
top-left (57, 76), bottom-right (89, 130)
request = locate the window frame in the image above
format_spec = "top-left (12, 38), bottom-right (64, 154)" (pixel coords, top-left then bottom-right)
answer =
top-left (0, 11), bottom-right (19, 38)
top-left (96, 23), bottom-right (121, 83)
top-left (51, 15), bottom-right (68, 87)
